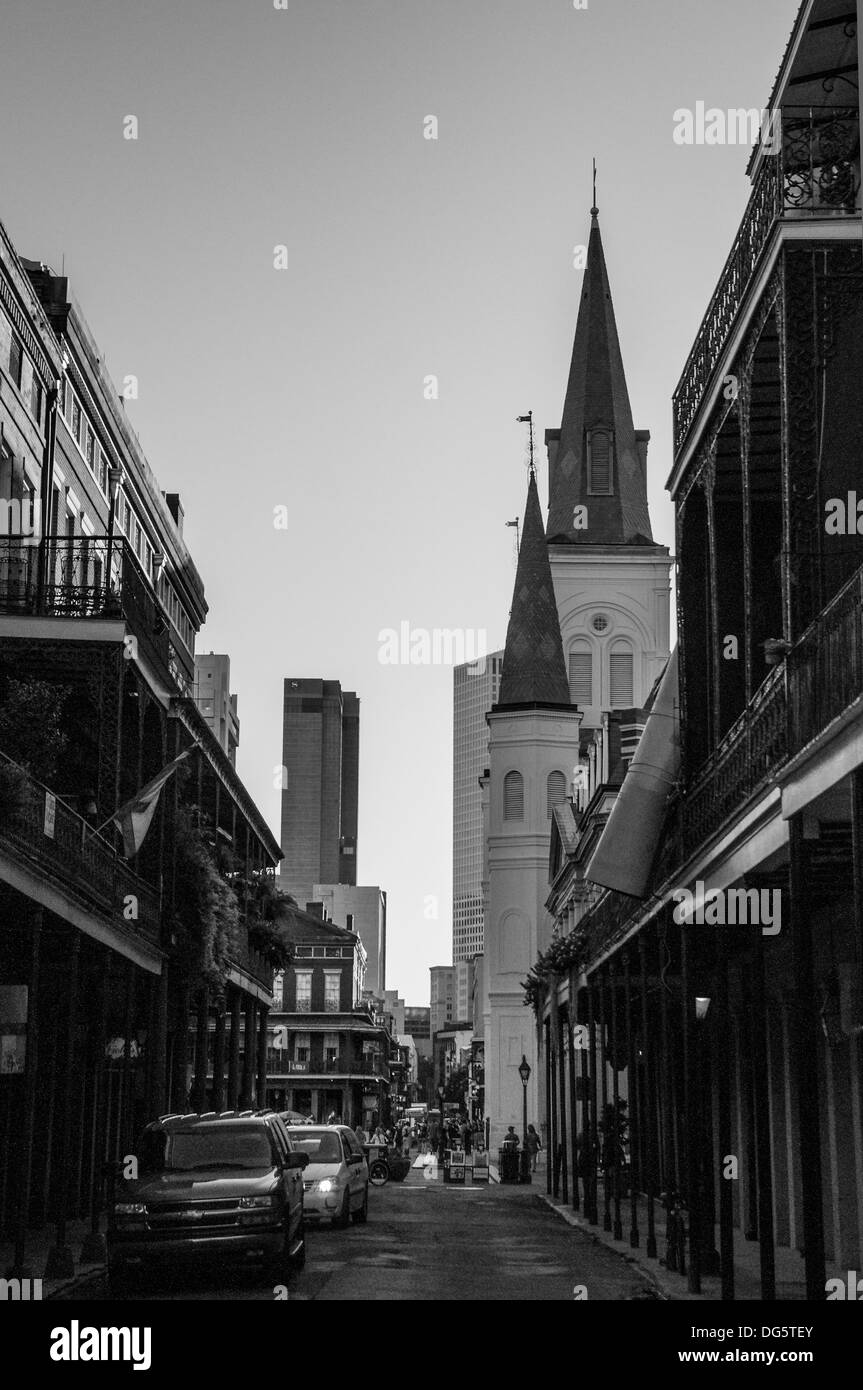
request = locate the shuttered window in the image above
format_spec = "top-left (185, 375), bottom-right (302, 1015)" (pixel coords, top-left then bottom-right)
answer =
top-left (547, 771), bottom-right (567, 818)
top-left (504, 771), bottom-right (524, 821)
top-left (610, 649), bottom-right (634, 707)
top-left (569, 649), bottom-right (593, 705)
top-left (588, 429), bottom-right (614, 494)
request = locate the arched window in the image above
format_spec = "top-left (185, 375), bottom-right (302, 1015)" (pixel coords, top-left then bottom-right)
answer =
top-left (609, 643), bottom-right (634, 707)
top-left (547, 771), bottom-right (567, 818)
top-left (587, 428), bottom-right (614, 495)
top-left (569, 641), bottom-right (593, 705)
top-left (503, 771), bottom-right (524, 821)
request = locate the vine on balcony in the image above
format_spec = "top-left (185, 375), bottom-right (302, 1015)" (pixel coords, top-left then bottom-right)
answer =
top-left (171, 807), bottom-right (242, 993)
top-left (522, 927), bottom-right (589, 1016)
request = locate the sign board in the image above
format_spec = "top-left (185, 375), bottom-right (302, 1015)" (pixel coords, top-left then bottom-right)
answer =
top-left (43, 792), bottom-right (56, 840)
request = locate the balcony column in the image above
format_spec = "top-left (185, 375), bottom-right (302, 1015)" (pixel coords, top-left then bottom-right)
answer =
top-left (44, 931), bottom-right (80, 1280)
top-left (149, 967), bottom-right (169, 1118)
top-left (557, 1002), bottom-right (568, 1203)
top-left (211, 997), bottom-right (227, 1112)
top-left (544, 1016), bottom-right (553, 1197)
top-left (227, 989), bottom-right (242, 1109)
top-left (638, 932), bottom-right (657, 1259)
top-left (751, 913), bottom-right (776, 1299)
top-left (624, 949), bottom-right (639, 1249)
top-left (191, 986), bottom-right (210, 1112)
top-left (586, 980), bottom-right (598, 1223)
top-left (121, 959), bottom-right (136, 1153)
top-left (171, 987), bottom-right (191, 1113)
top-left (681, 921), bottom-right (702, 1294)
top-left (567, 999), bottom-right (579, 1214)
top-left (599, 969), bottom-right (611, 1231)
top-left (81, 953), bottom-right (110, 1264)
top-left (853, 770), bottom-right (863, 1042)
top-left (9, 906), bottom-right (43, 1279)
top-left (789, 814), bottom-right (827, 1299)
top-left (609, 959), bottom-right (623, 1241)
top-left (715, 927), bottom-right (735, 1300)
top-left (240, 996), bottom-right (256, 1109)
top-left (256, 1005), bottom-right (269, 1109)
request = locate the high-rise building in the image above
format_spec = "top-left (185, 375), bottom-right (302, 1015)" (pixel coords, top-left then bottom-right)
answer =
top-left (194, 653), bottom-right (240, 765)
top-left (279, 679), bottom-right (359, 897)
top-left (452, 652), bottom-right (503, 963)
top-left (429, 965), bottom-right (454, 1037)
top-left (311, 884), bottom-right (386, 996)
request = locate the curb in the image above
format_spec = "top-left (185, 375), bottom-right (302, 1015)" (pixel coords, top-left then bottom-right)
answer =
top-left (537, 1194), bottom-right (690, 1302)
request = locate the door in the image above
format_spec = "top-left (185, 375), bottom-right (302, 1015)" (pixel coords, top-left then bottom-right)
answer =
top-left (342, 1130), bottom-right (367, 1206)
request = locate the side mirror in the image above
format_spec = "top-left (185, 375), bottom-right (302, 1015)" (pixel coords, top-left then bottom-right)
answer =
top-left (285, 1151), bottom-right (309, 1170)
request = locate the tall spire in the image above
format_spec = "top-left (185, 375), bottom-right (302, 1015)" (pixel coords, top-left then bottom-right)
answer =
top-left (546, 209), bottom-right (654, 545)
top-left (497, 469), bottom-right (571, 708)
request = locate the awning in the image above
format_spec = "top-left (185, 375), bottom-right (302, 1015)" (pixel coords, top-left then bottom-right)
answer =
top-left (585, 648), bottom-right (679, 898)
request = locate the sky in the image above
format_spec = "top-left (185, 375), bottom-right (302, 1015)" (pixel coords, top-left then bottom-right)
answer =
top-left (0, 0), bottom-right (801, 1003)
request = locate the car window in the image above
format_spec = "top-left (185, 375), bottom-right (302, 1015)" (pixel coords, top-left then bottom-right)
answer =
top-left (288, 1130), bottom-right (343, 1164)
top-left (343, 1133), bottom-right (362, 1159)
top-left (268, 1121), bottom-right (289, 1162)
top-left (164, 1125), bottom-right (275, 1172)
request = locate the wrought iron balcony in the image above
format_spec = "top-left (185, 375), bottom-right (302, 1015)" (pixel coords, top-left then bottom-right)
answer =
top-left (229, 934), bottom-right (274, 994)
top-left (0, 535), bottom-right (173, 681)
top-left (788, 561), bottom-right (863, 756)
top-left (267, 1056), bottom-right (388, 1078)
top-left (0, 752), bottom-right (162, 943)
top-left (673, 106), bottom-right (860, 456)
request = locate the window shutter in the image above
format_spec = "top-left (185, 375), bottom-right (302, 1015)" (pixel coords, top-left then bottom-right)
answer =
top-left (610, 651), bottom-right (634, 707)
top-left (569, 650), bottom-right (593, 704)
top-left (503, 771), bottom-right (524, 821)
top-left (547, 771), bottom-right (567, 818)
top-left (588, 430), bottom-right (613, 494)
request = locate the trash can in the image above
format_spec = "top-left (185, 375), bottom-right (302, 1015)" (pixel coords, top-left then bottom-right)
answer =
top-left (498, 1146), bottom-right (520, 1184)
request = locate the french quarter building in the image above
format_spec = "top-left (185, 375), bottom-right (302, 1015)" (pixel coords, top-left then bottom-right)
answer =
top-left (0, 215), bottom-right (281, 1278)
top-left (534, 0), bottom-right (863, 1299)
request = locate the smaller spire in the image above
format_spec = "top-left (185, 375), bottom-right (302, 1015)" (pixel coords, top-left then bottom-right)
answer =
top-left (497, 470), bottom-right (571, 709)
top-left (591, 157), bottom-right (598, 220)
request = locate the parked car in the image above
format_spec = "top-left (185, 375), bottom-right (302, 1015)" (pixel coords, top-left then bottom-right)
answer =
top-left (285, 1124), bottom-right (369, 1226)
top-left (106, 1110), bottom-right (308, 1294)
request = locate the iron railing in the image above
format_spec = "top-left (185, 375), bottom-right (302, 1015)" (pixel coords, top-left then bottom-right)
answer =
top-left (229, 934), bottom-right (275, 994)
top-left (0, 535), bottom-right (173, 680)
top-left (673, 106), bottom-right (860, 455)
top-left (267, 1056), bottom-right (388, 1078)
top-left (788, 561), bottom-right (863, 755)
top-left (0, 752), bottom-right (162, 943)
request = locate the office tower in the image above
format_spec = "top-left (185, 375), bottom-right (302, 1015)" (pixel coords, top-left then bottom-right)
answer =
top-left (194, 653), bottom-right (240, 765)
top-left (279, 679), bottom-right (359, 897)
top-left (429, 965), bottom-right (454, 1037)
top-left (452, 651), bottom-right (503, 964)
top-left (311, 884), bottom-right (386, 996)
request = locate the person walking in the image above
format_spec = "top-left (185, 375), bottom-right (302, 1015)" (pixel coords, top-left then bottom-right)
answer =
top-left (526, 1123), bottom-right (542, 1172)
top-left (502, 1125), bottom-right (520, 1148)
top-left (355, 1120), bottom-right (369, 1146)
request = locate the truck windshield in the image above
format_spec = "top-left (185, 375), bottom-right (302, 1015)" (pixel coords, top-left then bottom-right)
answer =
top-left (136, 1125), bottom-right (275, 1173)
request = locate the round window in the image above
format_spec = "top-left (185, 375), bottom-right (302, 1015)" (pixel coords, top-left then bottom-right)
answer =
top-left (592, 614), bottom-right (610, 633)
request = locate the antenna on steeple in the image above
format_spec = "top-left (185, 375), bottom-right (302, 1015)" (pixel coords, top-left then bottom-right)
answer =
top-left (516, 411), bottom-right (535, 479)
top-left (591, 158), bottom-right (598, 218)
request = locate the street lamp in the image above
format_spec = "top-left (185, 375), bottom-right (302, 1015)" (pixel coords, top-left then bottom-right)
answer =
top-left (437, 1084), bottom-right (446, 1164)
top-left (518, 1055), bottom-right (531, 1185)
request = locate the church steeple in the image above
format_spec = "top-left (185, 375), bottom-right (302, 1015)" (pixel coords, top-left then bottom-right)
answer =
top-left (546, 208), bottom-right (653, 545)
top-left (498, 468), bottom-right (571, 708)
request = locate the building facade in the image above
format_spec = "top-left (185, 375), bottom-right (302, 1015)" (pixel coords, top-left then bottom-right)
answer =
top-left (0, 218), bottom-right (279, 1278)
top-left (265, 906), bottom-right (394, 1129)
top-left (453, 651), bottom-right (503, 963)
top-left (535, 0), bottom-right (863, 1300)
top-left (430, 964), bottom-right (454, 1037)
top-left (309, 883), bottom-right (386, 996)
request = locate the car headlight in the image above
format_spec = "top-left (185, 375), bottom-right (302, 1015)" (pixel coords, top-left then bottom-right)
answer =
top-left (317, 1179), bottom-right (336, 1194)
top-left (238, 1195), bottom-right (281, 1209)
top-left (114, 1203), bottom-right (147, 1215)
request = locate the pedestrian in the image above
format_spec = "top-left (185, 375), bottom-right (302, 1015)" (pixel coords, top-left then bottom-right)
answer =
top-left (503, 1125), bottom-right (520, 1148)
top-left (526, 1123), bottom-right (542, 1172)
top-left (355, 1120), bottom-right (369, 1146)
top-left (372, 1124), bottom-right (387, 1146)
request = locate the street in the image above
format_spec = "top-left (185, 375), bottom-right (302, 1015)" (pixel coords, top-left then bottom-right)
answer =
top-left (53, 1162), bottom-right (661, 1303)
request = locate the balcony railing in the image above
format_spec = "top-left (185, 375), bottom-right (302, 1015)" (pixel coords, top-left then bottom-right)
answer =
top-left (0, 752), bottom-right (162, 944)
top-left (229, 934), bottom-right (274, 994)
top-left (788, 562), bottom-right (863, 756)
top-left (268, 1057), bottom-right (388, 1078)
top-left (0, 536), bottom-right (173, 681)
top-left (673, 107), bottom-right (860, 455)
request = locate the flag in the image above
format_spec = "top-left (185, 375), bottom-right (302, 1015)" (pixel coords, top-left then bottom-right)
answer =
top-left (112, 747), bottom-right (193, 858)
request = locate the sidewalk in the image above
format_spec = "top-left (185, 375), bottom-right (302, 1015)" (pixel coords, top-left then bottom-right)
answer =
top-left (539, 1179), bottom-right (844, 1301)
top-left (1, 1219), bottom-right (106, 1299)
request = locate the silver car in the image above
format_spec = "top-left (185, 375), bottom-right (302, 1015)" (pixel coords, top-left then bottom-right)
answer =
top-left (286, 1125), bottom-right (369, 1226)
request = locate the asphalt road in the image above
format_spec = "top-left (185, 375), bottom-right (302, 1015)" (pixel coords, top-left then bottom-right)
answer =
top-left (54, 1161), bottom-right (661, 1302)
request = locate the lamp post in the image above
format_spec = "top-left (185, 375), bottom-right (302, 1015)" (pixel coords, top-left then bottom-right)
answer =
top-left (437, 1084), bottom-right (446, 1170)
top-left (518, 1055), bottom-right (531, 1185)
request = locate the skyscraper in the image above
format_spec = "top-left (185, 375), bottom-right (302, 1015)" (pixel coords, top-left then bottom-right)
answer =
top-left (279, 679), bottom-right (359, 900)
top-left (452, 651), bottom-right (503, 964)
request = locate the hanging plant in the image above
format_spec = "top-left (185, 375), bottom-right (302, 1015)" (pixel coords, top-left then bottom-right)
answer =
top-left (231, 868), bottom-right (294, 971)
top-left (171, 807), bottom-right (242, 992)
top-left (522, 925), bottom-right (588, 1015)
